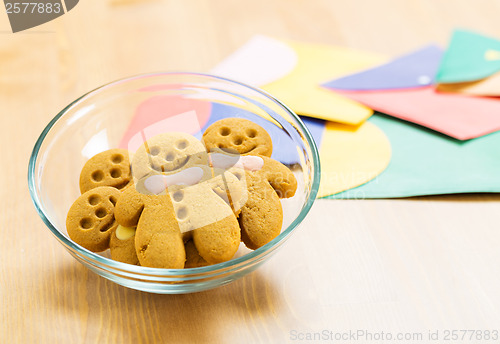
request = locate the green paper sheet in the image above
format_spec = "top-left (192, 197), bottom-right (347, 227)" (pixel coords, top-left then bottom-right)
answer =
top-left (437, 29), bottom-right (500, 83)
top-left (326, 113), bottom-right (500, 199)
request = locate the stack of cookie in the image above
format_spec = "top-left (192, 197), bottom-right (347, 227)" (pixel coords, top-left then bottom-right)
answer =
top-left (66, 118), bottom-right (297, 269)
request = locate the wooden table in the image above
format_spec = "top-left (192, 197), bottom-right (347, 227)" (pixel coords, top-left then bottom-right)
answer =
top-left (2, 1), bottom-right (500, 342)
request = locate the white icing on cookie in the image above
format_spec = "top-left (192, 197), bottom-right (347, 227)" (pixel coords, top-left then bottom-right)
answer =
top-left (240, 156), bottom-right (264, 171)
top-left (209, 153), bottom-right (263, 171)
top-left (144, 167), bottom-right (204, 194)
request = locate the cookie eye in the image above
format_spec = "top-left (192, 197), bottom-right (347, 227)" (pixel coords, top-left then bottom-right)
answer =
top-left (80, 218), bottom-right (93, 229)
top-left (149, 146), bottom-right (160, 156)
top-left (95, 208), bottom-right (107, 218)
top-left (219, 127), bottom-right (231, 136)
top-left (88, 194), bottom-right (100, 205)
top-left (246, 129), bottom-right (257, 138)
top-left (91, 170), bottom-right (104, 182)
top-left (110, 168), bottom-right (121, 178)
top-left (111, 154), bottom-right (124, 164)
top-left (176, 140), bottom-right (188, 150)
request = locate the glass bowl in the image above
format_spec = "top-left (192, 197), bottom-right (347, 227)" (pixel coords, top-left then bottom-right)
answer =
top-left (28, 72), bottom-right (320, 294)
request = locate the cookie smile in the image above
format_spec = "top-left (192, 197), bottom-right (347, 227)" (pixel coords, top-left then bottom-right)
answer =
top-left (219, 145), bottom-right (256, 154)
top-left (99, 215), bottom-right (116, 233)
top-left (170, 156), bottom-right (190, 171)
top-left (153, 156), bottom-right (190, 172)
top-left (240, 145), bottom-right (257, 154)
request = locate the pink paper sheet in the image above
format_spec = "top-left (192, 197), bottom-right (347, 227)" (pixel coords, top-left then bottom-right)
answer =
top-left (334, 87), bottom-right (500, 140)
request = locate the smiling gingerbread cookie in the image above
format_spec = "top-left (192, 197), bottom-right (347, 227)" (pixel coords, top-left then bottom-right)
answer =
top-left (66, 186), bottom-right (121, 252)
top-left (203, 118), bottom-right (297, 249)
top-left (202, 118), bottom-right (273, 156)
top-left (79, 148), bottom-right (132, 193)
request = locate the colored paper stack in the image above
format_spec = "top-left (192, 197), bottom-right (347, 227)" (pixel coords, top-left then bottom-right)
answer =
top-left (211, 30), bottom-right (500, 198)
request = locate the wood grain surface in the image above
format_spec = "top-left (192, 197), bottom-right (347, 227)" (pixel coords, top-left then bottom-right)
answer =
top-left (1, 1), bottom-right (500, 343)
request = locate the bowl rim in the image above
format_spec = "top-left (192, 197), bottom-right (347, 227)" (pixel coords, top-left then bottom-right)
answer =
top-left (28, 71), bottom-right (321, 276)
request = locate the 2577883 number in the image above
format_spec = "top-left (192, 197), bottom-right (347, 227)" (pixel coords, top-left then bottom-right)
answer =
top-left (5, 2), bottom-right (61, 14)
top-left (443, 330), bottom-right (499, 341)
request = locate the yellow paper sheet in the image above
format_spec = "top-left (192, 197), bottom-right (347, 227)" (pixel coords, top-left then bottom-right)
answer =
top-left (264, 40), bottom-right (387, 125)
top-left (211, 35), bottom-right (387, 125)
top-left (316, 121), bottom-right (392, 198)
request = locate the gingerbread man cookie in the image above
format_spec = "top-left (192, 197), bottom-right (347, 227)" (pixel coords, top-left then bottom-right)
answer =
top-left (202, 118), bottom-right (298, 249)
top-left (66, 186), bottom-right (121, 252)
top-left (202, 118), bottom-right (273, 156)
